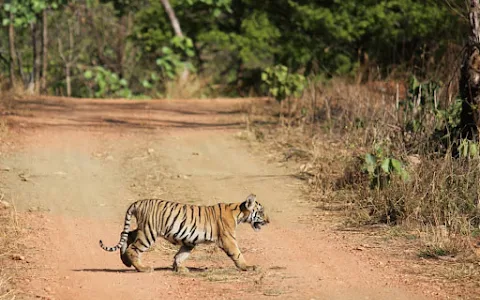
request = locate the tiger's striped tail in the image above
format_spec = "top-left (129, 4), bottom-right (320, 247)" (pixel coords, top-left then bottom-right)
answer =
top-left (99, 201), bottom-right (137, 252)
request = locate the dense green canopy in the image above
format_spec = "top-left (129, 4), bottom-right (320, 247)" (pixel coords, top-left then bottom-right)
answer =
top-left (0, 0), bottom-right (468, 98)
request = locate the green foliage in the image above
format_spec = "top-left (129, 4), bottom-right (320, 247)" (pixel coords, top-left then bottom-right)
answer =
top-left (393, 76), bottom-right (467, 158)
top-left (156, 38), bottom-right (195, 80)
top-left (400, 76), bottom-right (442, 133)
top-left (179, 0), bottom-right (231, 17)
top-left (131, 2), bottom-right (196, 84)
top-left (435, 98), bottom-right (463, 130)
top-left (196, 8), bottom-right (281, 92)
top-left (418, 247), bottom-right (451, 259)
top-left (101, 0), bottom-right (142, 17)
top-left (155, 47), bottom-right (182, 80)
top-left (261, 65), bottom-right (306, 103)
top-left (235, 11), bottom-right (281, 69)
top-left (84, 67), bottom-right (132, 98)
top-left (457, 139), bottom-right (479, 159)
top-left (398, 76), bottom-right (465, 152)
top-left (0, 0), bottom-right (469, 97)
top-left (141, 72), bottom-right (160, 89)
top-left (171, 36), bottom-right (195, 58)
top-left (281, 0), bottom-right (463, 76)
top-left (131, 1), bottom-right (172, 54)
top-left (362, 145), bottom-right (409, 189)
top-left (2, 0), bottom-right (64, 27)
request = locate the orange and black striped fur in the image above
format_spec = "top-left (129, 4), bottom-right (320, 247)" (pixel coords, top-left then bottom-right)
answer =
top-left (99, 194), bottom-right (269, 273)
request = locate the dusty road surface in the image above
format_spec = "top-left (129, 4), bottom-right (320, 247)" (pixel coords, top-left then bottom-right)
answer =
top-left (0, 96), bottom-right (434, 299)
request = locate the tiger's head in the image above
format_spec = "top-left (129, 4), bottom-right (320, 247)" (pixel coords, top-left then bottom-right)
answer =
top-left (241, 194), bottom-right (270, 231)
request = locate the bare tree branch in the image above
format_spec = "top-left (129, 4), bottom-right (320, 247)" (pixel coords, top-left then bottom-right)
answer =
top-left (160, 0), bottom-right (189, 83)
top-left (57, 37), bottom-right (67, 63)
top-left (160, 0), bottom-right (184, 38)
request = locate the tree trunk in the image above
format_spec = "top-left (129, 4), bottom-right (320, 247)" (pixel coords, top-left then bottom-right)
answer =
top-left (41, 9), bottom-right (48, 93)
top-left (159, 0), bottom-right (189, 83)
top-left (117, 15), bottom-right (126, 78)
top-left (459, 0), bottom-right (480, 139)
top-left (15, 49), bottom-right (25, 84)
top-left (236, 59), bottom-right (244, 96)
top-left (121, 12), bottom-right (136, 83)
top-left (58, 18), bottom-right (78, 98)
top-left (160, 0), bottom-right (183, 38)
top-left (66, 19), bottom-right (74, 97)
top-left (66, 63), bottom-right (71, 97)
top-left (8, 10), bottom-right (17, 89)
top-left (31, 21), bottom-right (40, 93)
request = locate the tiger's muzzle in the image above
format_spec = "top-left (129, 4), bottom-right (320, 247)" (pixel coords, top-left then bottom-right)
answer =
top-left (252, 215), bottom-right (270, 232)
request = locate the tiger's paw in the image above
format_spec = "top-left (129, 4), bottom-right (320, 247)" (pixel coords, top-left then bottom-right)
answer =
top-left (135, 265), bottom-right (154, 273)
top-left (239, 265), bottom-right (258, 271)
top-left (246, 265), bottom-right (258, 271)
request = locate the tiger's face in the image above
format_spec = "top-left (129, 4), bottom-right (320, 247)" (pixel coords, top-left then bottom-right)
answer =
top-left (242, 194), bottom-right (270, 232)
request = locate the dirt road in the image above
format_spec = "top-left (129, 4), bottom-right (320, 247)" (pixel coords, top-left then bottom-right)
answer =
top-left (0, 96), bottom-right (433, 299)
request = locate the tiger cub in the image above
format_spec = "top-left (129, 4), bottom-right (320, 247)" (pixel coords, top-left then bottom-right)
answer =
top-left (99, 194), bottom-right (269, 273)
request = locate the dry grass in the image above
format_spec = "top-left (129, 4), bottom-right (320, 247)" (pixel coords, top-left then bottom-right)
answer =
top-left (253, 77), bottom-right (480, 227)
top-left (164, 74), bottom-right (217, 99)
top-left (0, 81), bottom-right (23, 143)
top-left (0, 82), bottom-right (24, 297)
top-left (0, 78), bottom-right (27, 111)
top-left (0, 93), bottom-right (16, 114)
top-left (186, 267), bottom-right (249, 282)
top-left (0, 119), bottom-right (8, 142)
top-left (0, 199), bottom-right (22, 299)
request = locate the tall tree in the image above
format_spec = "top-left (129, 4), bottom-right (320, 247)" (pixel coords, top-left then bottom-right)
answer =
top-left (40, 8), bottom-right (48, 92)
top-left (7, 7), bottom-right (16, 88)
top-left (30, 20), bottom-right (40, 93)
top-left (160, 0), bottom-right (189, 83)
top-left (57, 16), bottom-right (79, 97)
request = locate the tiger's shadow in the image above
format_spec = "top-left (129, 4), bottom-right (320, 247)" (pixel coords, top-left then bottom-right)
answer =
top-left (73, 267), bottom-right (209, 273)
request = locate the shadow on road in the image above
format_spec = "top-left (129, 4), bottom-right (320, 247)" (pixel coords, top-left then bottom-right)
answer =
top-left (73, 266), bottom-right (208, 273)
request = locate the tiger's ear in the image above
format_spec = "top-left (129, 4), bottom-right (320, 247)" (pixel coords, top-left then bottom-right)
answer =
top-left (245, 194), bottom-right (257, 211)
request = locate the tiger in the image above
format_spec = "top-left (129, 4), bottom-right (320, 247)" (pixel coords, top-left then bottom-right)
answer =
top-left (99, 193), bottom-right (269, 273)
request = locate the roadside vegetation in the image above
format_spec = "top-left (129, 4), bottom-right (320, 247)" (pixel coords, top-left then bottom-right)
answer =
top-left (242, 74), bottom-right (480, 293)
top-left (0, 198), bottom-right (23, 299)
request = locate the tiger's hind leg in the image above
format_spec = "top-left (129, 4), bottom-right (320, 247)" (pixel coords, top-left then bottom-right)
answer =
top-left (173, 245), bottom-right (194, 273)
top-left (125, 230), bottom-right (155, 273)
top-left (120, 229), bottom-right (138, 268)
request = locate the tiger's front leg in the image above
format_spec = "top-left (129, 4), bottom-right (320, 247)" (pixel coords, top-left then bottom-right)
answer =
top-left (219, 236), bottom-right (256, 271)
